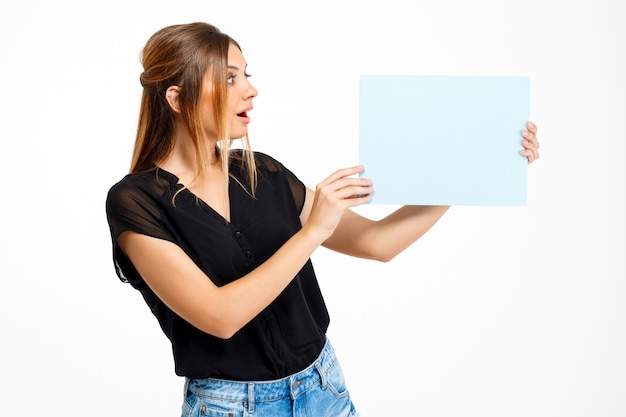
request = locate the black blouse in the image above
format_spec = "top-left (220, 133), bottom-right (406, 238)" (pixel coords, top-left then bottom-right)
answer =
top-left (105, 152), bottom-right (329, 380)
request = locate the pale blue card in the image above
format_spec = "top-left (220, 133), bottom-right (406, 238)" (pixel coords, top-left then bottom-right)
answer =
top-left (359, 75), bottom-right (530, 206)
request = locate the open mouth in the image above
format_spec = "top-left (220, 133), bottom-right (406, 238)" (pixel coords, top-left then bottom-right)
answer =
top-left (237, 111), bottom-right (248, 117)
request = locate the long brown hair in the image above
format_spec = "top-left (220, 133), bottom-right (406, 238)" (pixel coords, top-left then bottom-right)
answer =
top-left (130, 22), bottom-right (256, 202)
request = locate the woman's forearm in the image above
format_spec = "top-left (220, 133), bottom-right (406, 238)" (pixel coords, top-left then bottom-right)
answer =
top-left (323, 205), bottom-right (450, 261)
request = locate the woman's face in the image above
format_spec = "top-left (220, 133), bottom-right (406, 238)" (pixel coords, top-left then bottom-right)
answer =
top-left (200, 43), bottom-right (257, 141)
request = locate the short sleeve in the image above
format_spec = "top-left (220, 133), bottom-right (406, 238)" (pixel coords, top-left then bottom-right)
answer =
top-left (253, 152), bottom-right (307, 214)
top-left (280, 164), bottom-right (306, 214)
top-left (105, 176), bottom-right (176, 283)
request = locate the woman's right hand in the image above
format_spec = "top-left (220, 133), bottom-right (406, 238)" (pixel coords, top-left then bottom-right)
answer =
top-left (302, 165), bottom-right (374, 242)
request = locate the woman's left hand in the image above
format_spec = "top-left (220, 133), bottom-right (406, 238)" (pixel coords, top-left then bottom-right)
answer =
top-left (520, 121), bottom-right (540, 164)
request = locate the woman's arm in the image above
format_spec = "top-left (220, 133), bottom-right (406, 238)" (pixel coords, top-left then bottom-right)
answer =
top-left (303, 121), bottom-right (540, 261)
top-left (118, 165), bottom-right (373, 339)
top-left (301, 193), bottom-right (449, 262)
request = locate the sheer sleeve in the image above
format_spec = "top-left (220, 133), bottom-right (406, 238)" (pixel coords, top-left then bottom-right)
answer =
top-left (280, 164), bottom-right (306, 214)
top-left (253, 152), bottom-right (306, 214)
top-left (105, 176), bottom-right (176, 283)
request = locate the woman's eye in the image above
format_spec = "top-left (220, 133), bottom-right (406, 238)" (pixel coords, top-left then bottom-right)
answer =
top-left (227, 73), bottom-right (250, 85)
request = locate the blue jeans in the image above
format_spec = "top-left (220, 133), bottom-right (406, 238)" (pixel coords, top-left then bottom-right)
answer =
top-left (181, 339), bottom-right (359, 417)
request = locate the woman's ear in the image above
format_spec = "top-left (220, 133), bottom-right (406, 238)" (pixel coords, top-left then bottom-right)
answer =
top-left (165, 86), bottom-right (182, 113)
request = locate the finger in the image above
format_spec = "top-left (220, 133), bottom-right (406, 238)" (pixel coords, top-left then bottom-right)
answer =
top-left (520, 147), bottom-right (539, 164)
top-left (520, 150), bottom-right (531, 163)
top-left (317, 180), bottom-right (373, 206)
top-left (524, 121), bottom-right (538, 146)
top-left (521, 122), bottom-right (540, 164)
top-left (522, 138), bottom-right (537, 153)
top-left (332, 183), bottom-right (374, 201)
top-left (318, 175), bottom-right (372, 196)
top-left (522, 129), bottom-right (539, 149)
top-left (335, 189), bottom-right (373, 207)
top-left (346, 193), bottom-right (373, 207)
top-left (319, 165), bottom-right (365, 187)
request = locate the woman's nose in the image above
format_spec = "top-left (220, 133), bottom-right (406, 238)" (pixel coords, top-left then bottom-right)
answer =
top-left (245, 80), bottom-right (258, 100)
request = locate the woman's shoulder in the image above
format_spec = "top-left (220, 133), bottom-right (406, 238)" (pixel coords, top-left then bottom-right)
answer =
top-left (231, 149), bottom-right (285, 174)
top-left (106, 168), bottom-right (176, 207)
top-left (253, 151), bottom-right (284, 172)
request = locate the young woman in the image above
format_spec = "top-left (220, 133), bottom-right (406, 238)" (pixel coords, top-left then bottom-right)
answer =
top-left (106, 22), bottom-right (540, 417)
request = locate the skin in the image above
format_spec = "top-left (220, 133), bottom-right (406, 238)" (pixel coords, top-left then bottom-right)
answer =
top-left (119, 43), bottom-right (540, 339)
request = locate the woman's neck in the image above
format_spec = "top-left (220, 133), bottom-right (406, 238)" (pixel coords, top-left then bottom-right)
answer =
top-left (159, 133), bottom-right (220, 182)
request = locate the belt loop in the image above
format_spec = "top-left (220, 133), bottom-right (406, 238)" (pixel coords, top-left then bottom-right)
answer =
top-left (315, 361), bottom-right (328, 389)
top-left (247, 382), bottom-right (255, 413)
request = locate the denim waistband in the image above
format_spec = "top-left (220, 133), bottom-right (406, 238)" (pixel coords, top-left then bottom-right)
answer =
top-left (185, 339), bottom-right (336, 406)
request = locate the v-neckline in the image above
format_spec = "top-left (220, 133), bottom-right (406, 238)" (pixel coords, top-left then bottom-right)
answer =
top-left (155, 166), bottom-right (233, 224)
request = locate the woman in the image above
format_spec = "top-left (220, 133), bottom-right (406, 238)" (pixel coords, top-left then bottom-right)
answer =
top-left (106, 22), bottom-right (540, 417)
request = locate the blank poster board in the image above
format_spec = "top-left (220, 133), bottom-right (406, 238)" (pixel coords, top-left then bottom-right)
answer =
top-left (359, 75), bottom-right (530, 206)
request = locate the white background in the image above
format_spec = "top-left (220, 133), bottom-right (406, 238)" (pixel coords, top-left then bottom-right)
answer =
top-left (1, 0), bottom-right (625, 416)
